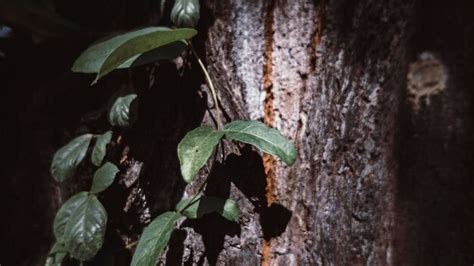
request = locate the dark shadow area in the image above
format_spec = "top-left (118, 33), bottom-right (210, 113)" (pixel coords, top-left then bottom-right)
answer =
top-left (95, 58), bottom-right (207, 263)
top-left (0, 29), bottom-right (126, 265)
top-left (87, 231), bottom-right (132, 266)
top-left (128, 60), bottom-right (207, 212)
top-left (260, 203), bottom-right (292, 240)
top-left (224, 147), bottom-right (292, 241)
top-left (182, 214), bottom-right (241, 265)
top-left (165, 229), bottom-right (188, 266)
top-left (395, 0), bottom-right (474, 265)
top-left (0, 1), bottom-right (206, 265)
top-left (176, 146), bottom-right (292, 264)
top-left (177, 158), bottom-right (240, 265)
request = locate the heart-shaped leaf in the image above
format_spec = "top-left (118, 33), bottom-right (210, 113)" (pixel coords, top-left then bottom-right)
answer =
top-left (91, 131), bottom-right (113, 167)
top-left (72, 27), bottom-right (187, 74)
top-left (176, 195), bottom-right (240, 222)
top-left (45, 242), bottom-right (67, 266)
top-left (95, 28), bottom-right (196, 82)
top-left (51, 134), bottom-right (93, 182)
top-left (63, 194), bottom-right (107, 261)
top-left (131, 212), bottom-right (182, 266)
top-left (223, 120), bottom-right (297, 165)
top-left (90, 162), bottom-right (120, 194)
top-left (177, 126), bottom-right (224, 183)
top-left (170, 0), bottom-right (200, 28)
top-left (108, 94), bottom-right (137, 127)
top-left (53, 192), bottom-right (89, 244)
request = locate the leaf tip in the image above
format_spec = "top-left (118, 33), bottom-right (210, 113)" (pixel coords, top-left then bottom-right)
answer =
top-left (181, 169), bottom-right (193, 184)
top-left (91, 77), bottom-right (99, 86)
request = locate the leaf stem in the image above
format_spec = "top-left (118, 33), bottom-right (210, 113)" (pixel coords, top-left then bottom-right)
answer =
top-left (125, 241), bottom-right (138, 249)
top-left (177, 174), bottom-right (209, 213)
top-left (188, 41), bottom-right (223, 130)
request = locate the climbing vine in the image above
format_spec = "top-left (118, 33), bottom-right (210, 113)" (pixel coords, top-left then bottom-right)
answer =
top-left (46, 1), bottom-right (297, 265)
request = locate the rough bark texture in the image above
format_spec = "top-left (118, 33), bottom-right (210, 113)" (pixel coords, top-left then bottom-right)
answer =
top-left (2, 0), bottom-right (474, 265)
top-left (198, 0), bottom-right (409, 264)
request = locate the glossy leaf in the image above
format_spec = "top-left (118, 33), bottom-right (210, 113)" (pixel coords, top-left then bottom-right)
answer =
top-left (53, 192), bottom-right (89, 243)
top-left (96, 28), bottom-right (197, 82)
top-left (63, 194), bottom-right (107, 261)
top-left (223, 120), bottom-right (297, 165)
top-left (72, 27), bottom-right (186, 74)
top-left (120, 41), bottom-right (187, 68)
top-left (176, 195), bottom-right (240, 222)
top-left (90, 162), bottom-right (120, 193)
top-left (177, 126), bottom-right (224, 183)
top-left (170, 0), bottom-right (200, 28)
top-left (131, 212), bottom-right (182, 266)
top-left (91, 131), bottom-right (112, 167)
top-left (51, 134), bottom-right (93, 182)
top-left (108, 94), bottom-right (137, 127)
top-left (45, 242), bottom-right (67, 266)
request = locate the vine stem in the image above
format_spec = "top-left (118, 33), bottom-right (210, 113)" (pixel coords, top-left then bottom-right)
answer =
top-left (188, 41), bottom-right (223, 130)
top-left (126, 43), bottom-right (224, 253)
top-left (176, 177), bottom-right (209, 213)
top-left (125, 241), bottom-right (138, 249)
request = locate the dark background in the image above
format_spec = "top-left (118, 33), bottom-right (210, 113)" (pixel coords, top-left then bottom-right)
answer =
top-left (1, 0), bottom-right (474, 265)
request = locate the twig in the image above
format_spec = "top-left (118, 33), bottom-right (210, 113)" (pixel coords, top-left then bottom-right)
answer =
top-left (188, 41), bottom-right (223, 130)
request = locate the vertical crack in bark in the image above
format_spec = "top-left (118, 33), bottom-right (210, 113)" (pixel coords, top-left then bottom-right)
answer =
top-left (262, 1), bottom-right (275, 265)
top-left (297, 2), bottom-right (325, 150)
top-left (309, 3), bottom-right (325, 73)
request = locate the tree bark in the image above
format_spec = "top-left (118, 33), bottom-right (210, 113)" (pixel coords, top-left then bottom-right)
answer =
top-left (194, 0), bottom-right (409, 264)
top-left (2, 0), bottom-right (474, 265)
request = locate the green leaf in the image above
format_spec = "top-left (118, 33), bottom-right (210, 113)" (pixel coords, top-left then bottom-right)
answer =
top-left (53, 192), bottom-right (107, 261)
top-left (177, 126), bottom-right (224, 183)
top-left (45, 242), bottom-right (67, 266)
top-left (90, 162), bottom-right (120, 194)
top-left (131, 212), bottom-right (182, 266)
top-left (108, 94), bottom-right (137, 127)
top-left (91, 131), bottom-right (113, 167)
top-left (53, 192), bottom-right (89, 244)
top-left (223, 120), bottom-right (297, 165)
top-left (120, 40), bottom-right (187, 69)
top-left (51, 134), bottom-right (93, 182)
top-left (176, 195), bottom-right (240, 222)
top-left (72, 27), bottom-right (187, 74)
top-left (95, 28), bottom-right (197, 82)
top-left (170, 0), bottom-right (200, 28)
top-left (63, 194), bottom-right (107, 261)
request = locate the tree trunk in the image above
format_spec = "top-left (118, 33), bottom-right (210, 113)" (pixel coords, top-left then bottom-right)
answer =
top-left (2, 0), bottom-right (473, 265)
top-left (196, 0), bottom-right (408, 264)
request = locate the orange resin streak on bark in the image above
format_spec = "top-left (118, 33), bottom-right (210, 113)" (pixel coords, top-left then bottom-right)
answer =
top-left (262, 1), bottom-right (275, 265)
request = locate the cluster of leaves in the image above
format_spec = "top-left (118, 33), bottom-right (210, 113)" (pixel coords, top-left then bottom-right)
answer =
top-left (47, 97), bottom-right (134, 265)
top-left (178, 121), bottom-right (297, 183)
top-left (131, 120), bottom-right (297, 265)
top-left (46, 1), bottom-right (297, 265)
